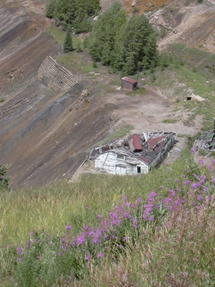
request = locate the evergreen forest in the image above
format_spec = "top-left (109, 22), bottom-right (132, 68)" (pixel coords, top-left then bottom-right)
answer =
top-left (84, 3), bottom-right (158, 75)
top-left (46, 0), bottom-right (100, 33)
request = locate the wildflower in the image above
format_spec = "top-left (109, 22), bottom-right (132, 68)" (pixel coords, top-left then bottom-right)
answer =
top-left (137, 197), bottom-right (142, 202)
top-left (211, 159), bottom-right (215, 165)
top-left (97, 214), bottom-right (102, 219)
top-left (37, 255), bottom-right (40, 260)
top-left (203, 186), bottom-right (208, 192)
top-left (18, 258), bottom-right (22, 263)
top-left (212, 177), bottom-right (215, 184)
top-left (168, 189), bottom-right (175, 197)
top-left (65, 225), bottom-right (71, 230)
top-left (85, 254), bottom-right (90, 261)
top-left (97, 252), bottom-right (103, 258)
top-left (176, 188), bottom-right (181, 192)
top-left (199, 159), bottom-right (204, 165)
top-left (85, 205), bottom-right (88, 210)
top-left (16, 246), bottom-right (22, 254)
top-left (191, 183), bottom-right (197, 189)
top-left (50, 241), bottom-right (52, 245)
top-left (181, 174), bottom-right (185, 178)
top-left (185, 180), bottom-right (190, 185)
top-left (104, 234), bottom-right (108, 239)
top-left (123, 237), bottom-right (127, 242)
top-left (190, 147), bottom-right (195, 154)
top-left (197, 195), bottom-right (202, 201)
top-left (58, 252), bottom-right (61, 257)
top-left (26, 241), bottom-right (30, 249)
top-left (207, 165), bottom-right (212, 171)
top-left (29, 231), bottom-right (33, 237)
top-left (174, 178), bottom-right (179, 182)
top-left (132, 224), bottom-right (137, 229)
top-left (148, 216), bottom-right (154, 221)
top-left (77, 234), bottom-right (85, 245)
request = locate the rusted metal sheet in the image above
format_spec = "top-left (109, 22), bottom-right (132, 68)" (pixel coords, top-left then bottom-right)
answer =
top-left (129, 135), bottom-right (143, 152)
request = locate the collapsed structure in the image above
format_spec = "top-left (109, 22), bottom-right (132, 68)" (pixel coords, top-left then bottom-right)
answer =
top-left (194, 130), bottom-right (215, 153)
top-left (89, 132), bottom-right (176, 175)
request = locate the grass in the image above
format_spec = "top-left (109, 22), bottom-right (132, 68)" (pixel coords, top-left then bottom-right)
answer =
top-left (0, 97), bottom-right (5, 103)
top-left (48, 26), bottom-right (83, 50)
top-left (126, 87), bottom-right (147, 96)
top-left (162, 119), bottom-right (177, 123)
top-left (1, 151), bottom-right (215, 286)
top-left (0, 148), bottom-right (192, 247)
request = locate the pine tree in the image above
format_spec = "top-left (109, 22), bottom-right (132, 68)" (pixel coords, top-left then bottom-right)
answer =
top-left (63, 27), bottom-right (73, 53)
top-left (0, 165), bottom-right (9, 191)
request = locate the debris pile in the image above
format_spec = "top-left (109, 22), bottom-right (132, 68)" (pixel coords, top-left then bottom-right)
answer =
top-left (194, 129), bottom-right (215, 153)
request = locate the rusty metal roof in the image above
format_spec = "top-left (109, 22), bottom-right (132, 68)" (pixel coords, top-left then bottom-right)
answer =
top-left (121, 77), bottom-right (137, 84)
top-left (131, 135), bottom-right (143, 151)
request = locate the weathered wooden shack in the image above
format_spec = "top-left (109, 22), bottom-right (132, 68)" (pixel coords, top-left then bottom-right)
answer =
top-left (121, 77), bottom-right (138, 91)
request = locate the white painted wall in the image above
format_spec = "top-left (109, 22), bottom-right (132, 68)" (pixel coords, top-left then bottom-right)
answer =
top-left (95, 152), bottom-right (149, 175)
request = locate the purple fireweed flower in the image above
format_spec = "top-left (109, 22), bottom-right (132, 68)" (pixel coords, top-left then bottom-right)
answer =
top-left (181, 174), bottom-right (185, 178)
top-left (97, 214), bottom-right (102, 219)
top-left (104, 234), bottom-right (108, 239)
top-left (190, 147), bottom-right (195, 154)
top-left (88, 231), bottom-right (95, 237)
top-left (58, 252), bottom-right (61, 257)
top-left (37, 255), bottom-right (40, 260)
top-left (50, 241), bottom-right (52, 245)
top-left (133, 224), bottom-right (137, 229)
top-left (148, 216), bottom-right (154, 222)
top-left (168, 189), bottom-right (175, 197)
top-left (18, 258), bottom-right (22, 263)
top-left (137, 197), bottom-right (142, 202)
top-left (207, 165), bottom-right (213, 171)
top-left (211, 159), bottom-right (215, 165)
top-left (203, 186), bottom-right (208, 192)
top-left (85, 205), bottom-right (88, 210)
top-left (29, 231), bottom-right (33, 237)
top-left (97, 252), bottom-right (103, 258)
top-left (85, 254), bottom-right (90, 261)
top-left (17, 246), bottom-right (22, 254)
top-left (26, 241), bottom-right (30, 249)
top-left (160, 186), bottom-right (165, 190)
top-left (197, 195), bottom-right (202, 201)
top-left (185, 180), bottom-right (190, 185)
top-left (123, 237), bottom-right (127, 242)
top-left (176, 187), bottom-right (181, 192)
top-left (212, 177), bottom-right (215, 184)
top-left (83, 224), bottom-right (88, 231)
top-left (77, 234), bottom-right (85, 245)
top-left (199, 159), bottom-right (204, 165)
top-left (191, 183), bottom-right (197, 189)
top-left (175, 178), bottom-right (179, 182)
top-left (65, 225), bottom-right (71, 230)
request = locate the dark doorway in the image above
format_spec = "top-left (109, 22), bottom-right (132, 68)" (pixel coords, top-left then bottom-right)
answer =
top-left (137, 166), bottom-right (141, 174)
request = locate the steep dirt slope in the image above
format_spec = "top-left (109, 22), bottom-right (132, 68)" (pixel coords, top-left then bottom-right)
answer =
top-left (0, 4), bottom-right (115, 188)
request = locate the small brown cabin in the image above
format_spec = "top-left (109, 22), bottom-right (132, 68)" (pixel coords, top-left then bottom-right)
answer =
top-left (121, 77), bottom-right (138, 91)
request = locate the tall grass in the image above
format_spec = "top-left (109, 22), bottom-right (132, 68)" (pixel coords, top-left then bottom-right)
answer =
top-left (1, 152), bottom-right (215, 286)
top-left (0, 150), bottom-right (192, 247)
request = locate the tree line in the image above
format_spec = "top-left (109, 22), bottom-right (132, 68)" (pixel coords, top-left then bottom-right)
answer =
top-left (46, 0), bottom-right (100, 33)
top-left (84, 3), bottom-right (158, 75)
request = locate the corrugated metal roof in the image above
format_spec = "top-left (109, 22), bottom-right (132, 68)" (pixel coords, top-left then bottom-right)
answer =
top-left (132, 135), bottom-right (143, 151)
top-left (121, 77), bottom-right (137, 84)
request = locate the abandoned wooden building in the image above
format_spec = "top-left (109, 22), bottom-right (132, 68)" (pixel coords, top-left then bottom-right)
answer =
top-left (89, 132), bottom-right (176, 176)
top-left (121, 77), bottom-right (138, 91)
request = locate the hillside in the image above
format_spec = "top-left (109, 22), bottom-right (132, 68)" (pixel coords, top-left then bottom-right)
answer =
top-left (0, 0), bottom-right (215, 189)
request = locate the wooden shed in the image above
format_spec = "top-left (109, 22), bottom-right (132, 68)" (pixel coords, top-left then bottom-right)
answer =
top-left (121, 77), bottom-right (138, 91)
